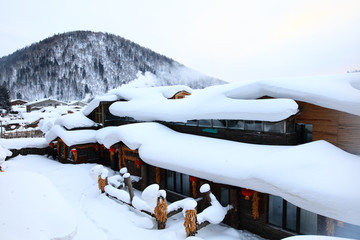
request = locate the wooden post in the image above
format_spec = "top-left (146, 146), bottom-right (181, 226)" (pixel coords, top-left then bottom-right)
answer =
top-left (184, 209), bottom-right (197, 237)
top-left (98, 176), bottom-right (108, 193)
top-left (154, 196), bottom-right (168, 229)
top-left (252, 191), bottom-right (260, 220)
top-left (124, 173), bottom-right (134, 202)
top-left (156, 167), bottom-right (161, 185)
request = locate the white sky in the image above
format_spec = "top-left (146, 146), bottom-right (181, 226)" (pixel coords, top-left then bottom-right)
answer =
top-left (1, 0), bottom-right (360, 82)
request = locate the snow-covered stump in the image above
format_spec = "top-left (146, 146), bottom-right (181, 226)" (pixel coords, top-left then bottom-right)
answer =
top-left (90, 165), bottom-right (109, 193)
top-left (154, 191), bottom-right (168, 229)
top-left (98, 175), bottom-right (108, 193)
top-left (183, 200), bottom-right (198, 237)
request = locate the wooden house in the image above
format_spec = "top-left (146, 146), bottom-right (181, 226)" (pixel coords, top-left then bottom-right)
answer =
top-left (25, 98), bottom-right (68, 112)
top-left (46, 74), bottom-right (360, 239)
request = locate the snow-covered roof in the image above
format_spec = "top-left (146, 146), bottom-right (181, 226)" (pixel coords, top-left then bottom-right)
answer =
top-left (45, 125), bottom-right (97, 146)
top-left (82, 85), bottom-right (193, 116)
top-left (96, 122), bottom-right (360, 226)
top-left (0, 138), bottom-right (49, 150)
top-left (222, 72), bottom-right (360, 116)
top-left (25, 98), bottom-right (68, 106)
top-left (85, 73), bottom-right (360, 123)
top-left (54, 112), bottom-right (97, 130)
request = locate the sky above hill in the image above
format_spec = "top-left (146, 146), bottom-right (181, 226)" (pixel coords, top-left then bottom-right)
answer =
top-left (1, 0), bottom-right (360, 83)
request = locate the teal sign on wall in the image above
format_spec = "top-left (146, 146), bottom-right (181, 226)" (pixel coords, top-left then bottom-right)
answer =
top-left (201, 128), bottom-right (218, 134)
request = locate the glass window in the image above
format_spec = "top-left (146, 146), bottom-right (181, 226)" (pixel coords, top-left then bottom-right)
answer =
top-left (286, 202), bottom-right (297, 231)
top-left (286, 120), bottom-right (295, 133)
top-left (198, 119), bottom-right (211, 127)
top-left (186, 120), bottom-right (198, 126)
top-left (88, 147), bottom-right (98, 160)
top-left (166, 170), bottom-right (174, 191)
top-left (212, 120), bottom-right (226, 128)
top-left (220, 188), bottom-right (229, 207)
top-left (268, 195), bottom-right (283, 227)
top-left (175, 172), bottom-right (182, 193)
top-left (300, 209), bottom-right (317, 234)
top-left (245, 121), bottom-right (262, 131)
top-left (78, 148), bottom-right (87, 157)
top-left (227, 120), bottom-right (244, 129)
top-left (264, 121), bottom-right (284, 133)
top-left (182, 174), bottom-right (190, 196)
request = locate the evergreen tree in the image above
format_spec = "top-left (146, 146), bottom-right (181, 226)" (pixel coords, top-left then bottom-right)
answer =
top-left (0, 85), bottom-right (11, 113)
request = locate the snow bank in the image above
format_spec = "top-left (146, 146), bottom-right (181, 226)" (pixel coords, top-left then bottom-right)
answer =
top-left (283, 236), bottom-right (354, 240)
top-left (54, 111), bottom-right (96, 129)
top-left (197, 192), bottom-right (230, 224)
top-left (96, 122), bottom-right (360, 226)
top-left (105, 185), bottom-right (131, 204)
top-left (0, 171), bottom-right (77, 240)
top-left (45, 125), bottom-right (97, 146)
top-left (0, 137), bottom-right (49, 150)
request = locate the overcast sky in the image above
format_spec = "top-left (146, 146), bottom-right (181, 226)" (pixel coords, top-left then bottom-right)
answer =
top-left (1, 0), bottom-right (360, 83)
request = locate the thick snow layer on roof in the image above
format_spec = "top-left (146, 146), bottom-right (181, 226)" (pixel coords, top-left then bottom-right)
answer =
top-left (224, 72), bottom-right (360, 116)
top-left (0, 171), bottom-right (77, 240)
top-left (96, 122), bottom-right (360, 226)
top-left (54, 112), bottom-right (97, 129)
top-left (82, 85), bottom-right (192, 116)
top-left (45, 125), bottom-right (97, 146)
top-left (107, 73), bottom-right (360, 122)
top-left (0, 138), bottom-right (48, 150)
top-left (109, 84), bottom-right (298, 122)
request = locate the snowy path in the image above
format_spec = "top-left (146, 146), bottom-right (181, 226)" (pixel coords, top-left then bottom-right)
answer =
top-left (1, 155), bottom-right (265, 240)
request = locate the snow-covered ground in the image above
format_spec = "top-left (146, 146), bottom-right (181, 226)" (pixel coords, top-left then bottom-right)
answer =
top-left (0, 155), bottom-right (265, 240)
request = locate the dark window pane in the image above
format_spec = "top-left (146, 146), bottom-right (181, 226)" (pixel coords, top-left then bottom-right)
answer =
top-left (264, 121), bottom-right (284, 133)
top-left (166, 171), bottom-right (174, 191)
top-left (220, 188), bottom-right (229, 206)
top-left (268, 195), bottom-right (283, 227)
top-left (212, 120), bottom-right (226, 128)
top-left (300, 209), bottom-right (317, 234)
top-left (182, 174), bottom-right (190, 196)
top-left (245, 121), bottom-right (262, 131)
top-left (198, 119), bottom-right (211, 127)
top-left (175, 172), bottom-right (182, 193)
top-left (228, 120), bottom-right (244, 129)
top-left (286, 202), bottom-right (297, 231)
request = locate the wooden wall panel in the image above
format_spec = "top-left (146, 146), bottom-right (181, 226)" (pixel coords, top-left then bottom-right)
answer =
top-left (295, 101), bottom-right (360, 155)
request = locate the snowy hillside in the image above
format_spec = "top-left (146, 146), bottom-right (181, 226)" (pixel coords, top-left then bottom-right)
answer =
top-left (0, 31), bottom-right (224, 101)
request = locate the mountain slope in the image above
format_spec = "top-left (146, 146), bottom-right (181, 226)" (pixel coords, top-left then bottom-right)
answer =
top-left (0, 31), bottom-right (225, 101)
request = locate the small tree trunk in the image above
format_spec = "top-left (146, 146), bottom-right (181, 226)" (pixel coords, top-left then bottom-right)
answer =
top-left (98, 176), bottom-right (108, 193)
top-left (124, 174), bottom-right (134, 202)
top-left (154, 196), bottom-right (168, 229)
top-left (184, 209), bottom-right (197, 237)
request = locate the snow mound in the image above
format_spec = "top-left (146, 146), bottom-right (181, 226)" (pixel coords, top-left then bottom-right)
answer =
top-left (0, 171), bottom-right (77, 240)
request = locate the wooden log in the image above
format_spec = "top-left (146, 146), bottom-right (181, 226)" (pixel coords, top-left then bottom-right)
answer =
top-left (98, 176), bottom-right (108, 193)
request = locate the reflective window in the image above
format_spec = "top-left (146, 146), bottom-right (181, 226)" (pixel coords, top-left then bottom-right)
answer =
top-left (300, 209), bottom-right (317, 234)
top-left (286, 202), bottom-right (297, 231)
top-left (264, 121), bottom-right (284, 133)
top-left (245, 120), bottom-right (262, 131)
top-left (212, 120), bottom-right (226, 128)
top-left (228, 120), bottom-right (244, 129)
top-left (186, 120), bottom-right (198, 126)
top-left (198, 119), bottom-right (211, 127)
top-left (268, 195), bottom-right (283, 227)
top-left (220, 188), bottom-right (229, 207)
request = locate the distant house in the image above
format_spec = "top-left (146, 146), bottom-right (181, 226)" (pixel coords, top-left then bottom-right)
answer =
top-left (10, 99), bottom-right (28, 106)
top-left (68, 100), bottom-right (87, 107)
top-left (45, 73), bottom-right (360, 239)
top-left (25, 98), bottom-right (68, 112)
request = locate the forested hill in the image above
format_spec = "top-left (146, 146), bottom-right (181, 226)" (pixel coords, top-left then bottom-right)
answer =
top-left (0, 31), bottom-right (225, 101)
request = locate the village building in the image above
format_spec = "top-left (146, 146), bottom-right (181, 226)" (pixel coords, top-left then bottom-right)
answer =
top-left (10, 99), bottom-right (28, 106)
top-left (25, 98), bottom-right (68, 112)
top-left (44, 73), bottom-right (360, 239)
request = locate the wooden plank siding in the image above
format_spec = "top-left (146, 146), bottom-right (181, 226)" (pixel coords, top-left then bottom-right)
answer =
top-left (295, 101), bottom-right (360, 155)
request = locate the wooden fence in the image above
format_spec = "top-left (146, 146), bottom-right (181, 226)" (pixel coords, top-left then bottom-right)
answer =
top-left (1, 130), bottom-right (44, 139)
